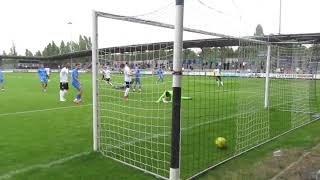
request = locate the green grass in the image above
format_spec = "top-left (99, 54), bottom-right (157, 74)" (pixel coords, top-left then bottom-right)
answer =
top-left (0, 72), bottom-right (319, 180)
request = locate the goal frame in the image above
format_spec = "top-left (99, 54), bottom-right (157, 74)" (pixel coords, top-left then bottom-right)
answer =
top-left (91, 1), bottom-right (185, 179)
top-left (91, 3), bottom-right (318, 180)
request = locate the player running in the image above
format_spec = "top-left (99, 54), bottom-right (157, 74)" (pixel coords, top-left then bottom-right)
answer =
top-left (133, 64), bottom-right (142, 92)
top-left (0, 68), bottom-right (4, 91)
top-left (122, 62), bottom-right (132, 101)
top-left (102, 66), bottom-right (113, 86)
top-left (37, 64), bottom-right (48, 91)
top-left (156, 67), bottom-right (164, 83)
top-left (59, 63), bottom-right (70, 102)
top-left (45, 67), bottom-right (51, 82)
top-left (214, 65), bottom-right (224, 87)
top-left (71, 63), bottom-right (82, 104)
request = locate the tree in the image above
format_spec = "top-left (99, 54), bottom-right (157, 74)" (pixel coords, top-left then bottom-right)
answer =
top-left (42, 43), bottom-right (51, 56)
top-left (42, 41), bottom-right (60, 56)
top-left (60, 40), bottom-right (69, 54)
top-left (79, 35), bottom-right (87, 50)
top-left (25, 49), bottom-right (33, 56)
top-left (35, 50), bottom-right (42, 57)
top-left (71, 41), bottom-right (79, 52)
top-left (184, 49), bottom-right (198, 59)
top-left (51, 41), bottom-right (60, 55)
top-left (254, 24), bottom-right (264, 36)
top-left (83, 36), bottom-right (92, 49)
top-left (2, 50), bottom-right (6, 56)
top-left (41, 35), bottom-right (92, 56)
top-left (9, 42), bottom-right (17, 56)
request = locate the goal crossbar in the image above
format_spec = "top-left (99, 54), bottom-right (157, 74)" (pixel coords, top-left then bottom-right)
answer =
top-left (95, 11), bottom-right (266, 44)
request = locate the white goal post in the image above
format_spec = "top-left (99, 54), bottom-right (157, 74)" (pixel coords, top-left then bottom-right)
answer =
top-left (92, 9), bottom-right (99, 152)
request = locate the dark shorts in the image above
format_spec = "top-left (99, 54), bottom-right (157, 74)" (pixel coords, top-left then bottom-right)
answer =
top-left (105, 78), bottom-right (110, 82)
top-left (216, 76), bottom-right (222, 81)
top-left (125, 81), bottom-right (130, 88)
top-left (60, 82), bottom-right (69, 90)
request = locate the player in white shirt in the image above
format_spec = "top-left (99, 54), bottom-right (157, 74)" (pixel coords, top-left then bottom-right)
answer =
top-left (214, 65), bottom-right (224, 87)
top-left (59, 63), bottom-right (70, 101)
top-left (122, 63), bottom-right (132, 101)
top-left (102, 66), bottom-right (113, 86)
top-left (45, 67), bottom-right (51, 82)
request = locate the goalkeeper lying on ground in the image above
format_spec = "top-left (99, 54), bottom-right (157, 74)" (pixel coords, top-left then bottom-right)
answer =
top-left (156, 90), bottom-right (192, 103)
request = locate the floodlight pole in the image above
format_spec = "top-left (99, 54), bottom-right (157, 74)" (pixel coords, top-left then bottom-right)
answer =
top-left (264, 45), bottom-right (271, 108)
top-left (277, 0), bottom-right (282, 69)
top-left (170, 0), bottom-right (184, 180)
top-left (279, 0), bottom-right (282, 35)
top-left (92, 10), bottom-right (99, 151)
top-left (67, 22), bottom-right (73, 67)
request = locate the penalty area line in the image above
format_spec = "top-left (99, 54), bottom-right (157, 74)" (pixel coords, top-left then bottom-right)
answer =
top-left (0, 152), bottom-right (91, 180)
top-left (0, 104), bottom-right (92, 117)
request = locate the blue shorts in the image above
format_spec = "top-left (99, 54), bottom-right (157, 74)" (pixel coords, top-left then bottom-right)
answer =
top-left (72, 81), bottom-right (81, 91)
top-left (40, 77), bottom-right (48, 83)
top-left (0, 79), bottom-right (3, 83)
top-left (135, 78), bottom-right (141, 83)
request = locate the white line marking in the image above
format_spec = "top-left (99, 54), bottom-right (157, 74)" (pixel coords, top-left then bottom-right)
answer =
top-left (0, 152), bottom-right (90, 180)
top-left (0, 104), bottom-right (92, 117)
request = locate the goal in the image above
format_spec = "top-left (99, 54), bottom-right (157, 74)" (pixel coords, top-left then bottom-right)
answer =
top-left (91, 1), bottom-right (320, 180)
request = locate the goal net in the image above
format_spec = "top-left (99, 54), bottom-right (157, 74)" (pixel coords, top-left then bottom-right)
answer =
top-left (98, 44), bottom-right (173, 178)
top-left (269, 44), bottom-right (319, 134)
top-left (92, 4), bottom-right (320, 180)
top-left (92, 11), bottom-right (180, 179)
top-left (180, 40), bottom-right (319, 179)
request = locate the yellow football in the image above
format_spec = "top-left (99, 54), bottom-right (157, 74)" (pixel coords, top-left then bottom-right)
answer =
top-left (215, 137), bottom-right (227, 148)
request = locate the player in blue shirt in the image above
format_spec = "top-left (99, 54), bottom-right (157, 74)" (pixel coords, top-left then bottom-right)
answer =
top-left (71, 63), bottom-right (82, 104)
top-left (37, 64), bottom-right (48, 91)
top-left (133, 64), bottom-right (142, 92)
top-left (156, 67), bottom-right (164, 83)
top-left (0, 68), bottom-right (5, 91)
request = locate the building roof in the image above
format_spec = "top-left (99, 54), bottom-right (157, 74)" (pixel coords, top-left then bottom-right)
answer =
top-left (1, 33), bottom-right (320, 61)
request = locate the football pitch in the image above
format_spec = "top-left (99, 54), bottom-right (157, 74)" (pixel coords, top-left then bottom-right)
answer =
top-left (1, 72), bottom-right (320, 180)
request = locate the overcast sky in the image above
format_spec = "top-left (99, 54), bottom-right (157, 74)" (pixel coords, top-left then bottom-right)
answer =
top-left (1, 0), bottom-right (319, 55)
